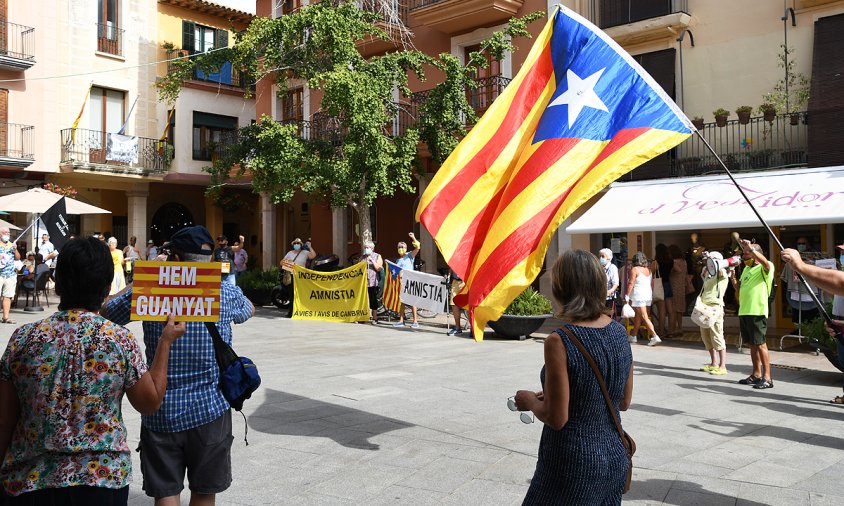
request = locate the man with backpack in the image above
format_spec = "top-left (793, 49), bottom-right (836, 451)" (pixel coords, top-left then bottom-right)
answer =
top-left (732, 239), bottom-right (775, 390)
top-left (101, 225), bottom-right (254, 505)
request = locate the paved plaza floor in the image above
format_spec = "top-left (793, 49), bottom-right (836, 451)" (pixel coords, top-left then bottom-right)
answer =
top-left (2, 305), bottom-right (844, 505)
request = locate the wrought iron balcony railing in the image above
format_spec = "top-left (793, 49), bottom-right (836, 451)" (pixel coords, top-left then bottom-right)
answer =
top-left (0, 123), bottom-right (34, 163)
top-left (586, 0), bottom-right (689, 29)
top-left (670, 112), bottom-right (808, 178)
top-left (61, 128), bottom-right (171, 175)
top-left (0, 22), bottom-right (35, 68)
top-left (96, 23), bottom-right (124, 56)
top-left (358, 0), bottom-right (409, 24)
top-left (192, 129), bottom-right (241, 162)
top-left (167, 50), bottom-right (252, 91)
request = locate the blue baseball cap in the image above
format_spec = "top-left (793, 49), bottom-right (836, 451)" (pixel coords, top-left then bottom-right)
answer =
top-left (169, 226), bottom-right (214, 255)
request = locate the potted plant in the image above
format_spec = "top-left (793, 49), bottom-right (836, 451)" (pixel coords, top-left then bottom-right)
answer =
top-left (762, 44), bottom-right (811, 122)
top-left (713, 108), bottom-right (730, 127)
top-left (802, 305), bottom-right (843, 373)
top-left (488, 287), bottom-right (553, 340)
top-left (236, 267), bottom-right (279, 307)
top-left (691, 116), bottom-right (705, 130)
top-left (735, 105), bottom-right (753, 125)
top-left (759, 103), bottom-right (776, 122)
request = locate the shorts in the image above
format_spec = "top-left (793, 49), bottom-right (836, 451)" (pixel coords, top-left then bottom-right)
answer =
top-left (450, 279), bottom-right (465, 305)
top-left (139, 411), bottom-right (233, 498)
top-left (662, 278), bottom-right (673, 299)
top-left (0, 275), bottom-right (15, 298)
top-left (367, 286), bottom-right (379, 311)
top-left (739, 315), bottom-right (768, 346)
top-left (700, 314), bottom-right (725, 350)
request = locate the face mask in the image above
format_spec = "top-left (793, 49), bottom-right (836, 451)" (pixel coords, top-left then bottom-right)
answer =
top-left (293, 244), bottom-right (301, 251)
top-left (797, 244), bottom-right (807, 252)
top-left (599, 257), bottom-right (608, 266)
top-left (397, 248), bottom-right (406, 256)
top-left (1, 235), bottom-right (9, 243)
top-left (839, 254), bottom-right (844, 265)
top-left (744, 259), bottom-right (754, 267)
top-left (363, 248), bottom-right (372, 256)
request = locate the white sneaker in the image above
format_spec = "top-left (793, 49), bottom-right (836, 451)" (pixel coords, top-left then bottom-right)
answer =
top-left (627, 335), bottom-right (638, 343)
top-left (648, 336), bottom-right (662, 346)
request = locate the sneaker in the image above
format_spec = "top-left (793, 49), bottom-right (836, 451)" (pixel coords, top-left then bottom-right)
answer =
top-left (700, 364), bottom-right (718, 372)
top-left (738, 375), bottom-right (762, 385)
top-left (753, 379), bottom-right (774, 389)
top-left (647, 336), bottom-right (662, 346)
top-left (410, 322), bottom-right (419, 329)
top-left (627, 335), bottom-right (638, 343)
top-left (393, 322), bottom-right (405, 328)
top-left (447, 328), bottom-right (463, 336)
top-left (709, 368), bottom-right (728, 376)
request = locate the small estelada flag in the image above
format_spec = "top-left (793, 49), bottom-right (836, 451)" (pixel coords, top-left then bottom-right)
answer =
top-left (131, 261), bottom-right (222, 322)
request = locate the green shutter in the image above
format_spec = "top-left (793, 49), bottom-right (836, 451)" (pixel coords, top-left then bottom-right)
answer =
top-left (215, 29), bottom-right (229, 49)
top-left (182, 20), bottom-right (196, 53)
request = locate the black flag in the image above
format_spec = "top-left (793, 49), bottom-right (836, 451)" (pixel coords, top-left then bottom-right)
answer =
top-left (40, 197), bottom-right (71, 251)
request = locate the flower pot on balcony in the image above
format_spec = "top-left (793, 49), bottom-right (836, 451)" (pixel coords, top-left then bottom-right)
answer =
top-left (691, 118), bottom-right (705, 130)
top-left (737, 111), bottom-right (751, 124)
top-left (714, 114), bottom-right (728, 127)
top-left (790, 114), bottom-right (800, 126)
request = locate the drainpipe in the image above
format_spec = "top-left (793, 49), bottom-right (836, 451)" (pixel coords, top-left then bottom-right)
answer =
top-left (676, 29), bottom-right (694, 112)
top-left (782, 6), bottom-right (796, 112)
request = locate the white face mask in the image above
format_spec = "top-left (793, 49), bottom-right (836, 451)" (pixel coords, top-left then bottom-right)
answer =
top-left (1, 235), bottom-right (9, 243)
top-left (363, 248), bottom-right (372, 256)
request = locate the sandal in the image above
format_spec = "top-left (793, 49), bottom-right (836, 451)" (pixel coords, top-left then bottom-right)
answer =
top-left (829, 396), bottom-right (844, 405)
top-left (738, 375), bottom-right (762, 385)
top-left (1, 317), bottom-right (15, 324)
top-left (753, 379), bottom-right (774, 390)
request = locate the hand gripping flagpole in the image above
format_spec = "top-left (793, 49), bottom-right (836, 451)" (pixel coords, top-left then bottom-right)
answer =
top-left (694, 130), bottom-right (841, 345)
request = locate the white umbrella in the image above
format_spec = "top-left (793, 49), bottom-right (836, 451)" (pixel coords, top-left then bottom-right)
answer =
top-left (0, 188), bottom-right (111, 214)
top-left (0, 218), bottom-right (20, 230)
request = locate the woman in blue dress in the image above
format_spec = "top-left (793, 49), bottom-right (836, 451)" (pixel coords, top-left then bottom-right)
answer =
top-left (514, 249), bottom-right (634, 505)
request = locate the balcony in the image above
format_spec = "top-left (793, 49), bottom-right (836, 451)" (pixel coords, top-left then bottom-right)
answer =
top-left (585, 0), bottom-right (691, 47)
top-left (0, 22), bottom-right (35, 70)
top-left (168, 50), bottom-right (253, 93)
top-left (193, 129), bottom-right (240, 162)
top-left (96, 23), bottom-right (124, 57)
top-left (0, 123), bottom-right (34, 168)
top-left (410, 75), bottom-right (512, 125)
top-left (409, 0), bottom-right (524, 35)
top-left (356, 0), bottom-right (410, 55)
top-left (60, 128), bottom-right (171, 176)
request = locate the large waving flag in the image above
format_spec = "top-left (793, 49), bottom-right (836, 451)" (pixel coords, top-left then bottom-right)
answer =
top-left (416, 6), bottom-right (693, 341)
top-left (382, 260), bottom-right (403, 313)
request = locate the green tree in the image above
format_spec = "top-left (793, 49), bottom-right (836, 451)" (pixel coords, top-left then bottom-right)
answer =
top-left (158, 0), bottom-right (542, 242)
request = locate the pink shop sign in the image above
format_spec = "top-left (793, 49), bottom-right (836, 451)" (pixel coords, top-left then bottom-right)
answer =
top-left (636, 181), bottom-right (844, 217)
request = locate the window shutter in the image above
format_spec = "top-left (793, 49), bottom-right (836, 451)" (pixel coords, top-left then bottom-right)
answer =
top-left (215, 29), bottom-right (229, 49)
top-left (808, 13), bottom-right (844, 168)
top-left (182, 20), bottom-right (196, 53)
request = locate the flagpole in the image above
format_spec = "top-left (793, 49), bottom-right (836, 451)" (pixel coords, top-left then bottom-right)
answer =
top-left (694, 130), bottom-right (839, 340)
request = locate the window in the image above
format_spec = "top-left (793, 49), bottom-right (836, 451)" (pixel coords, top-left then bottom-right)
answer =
top-left (465, 45), bottom-right (501, 117)
top-left (280, 88), bottom-right (304, 122)
top-left (192, 111), bottom-right (237, 161)
top-left (89, 87), bottom-right (125, 134)
top-left (182, 21), bottom-right (231, 84)
top-left (281, 0), bottom-right (304, 15)
top-left (97, 0), bottom-right (121, 55)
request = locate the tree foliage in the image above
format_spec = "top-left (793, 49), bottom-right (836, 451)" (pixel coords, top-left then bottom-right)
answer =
top-left (157, 0), bottom-right (543, 239)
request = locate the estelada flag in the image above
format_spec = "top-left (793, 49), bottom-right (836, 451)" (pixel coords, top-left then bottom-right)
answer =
top-left (416, 6), bottom-right (693, 341)
top-left (382, 260), bottom-right (403, 313)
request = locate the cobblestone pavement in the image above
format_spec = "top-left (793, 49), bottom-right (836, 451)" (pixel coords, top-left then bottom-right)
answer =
top-left (2, 305), bottom-right (843, 505)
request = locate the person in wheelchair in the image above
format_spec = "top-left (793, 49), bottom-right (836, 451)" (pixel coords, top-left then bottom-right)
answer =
top-left (21, 254), bottom-right (49, 292)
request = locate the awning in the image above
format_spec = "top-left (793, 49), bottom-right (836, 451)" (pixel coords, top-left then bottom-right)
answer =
top-left (566, 167), bottom-right (844, 234)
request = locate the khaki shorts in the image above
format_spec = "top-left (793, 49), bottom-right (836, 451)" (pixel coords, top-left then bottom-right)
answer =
top-left (700, 314), bottom-right (725, 351)
top-left (0, 275), bottom-right (16, 299)
top-left (450, 279), bottom-right (465, 305)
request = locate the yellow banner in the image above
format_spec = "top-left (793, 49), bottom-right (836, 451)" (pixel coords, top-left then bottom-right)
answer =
top-left (292, 261), bottom-right (369, 322)
top-left (131, 261), bottom-right (222, 322)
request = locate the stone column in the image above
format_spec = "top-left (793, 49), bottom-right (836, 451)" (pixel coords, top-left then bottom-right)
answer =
top-left (126, 183), bottom-right (150, 247)
top-left (260, 193), bottom-right (276, 269)
top-left (331, 207), bottom-right (347, 265)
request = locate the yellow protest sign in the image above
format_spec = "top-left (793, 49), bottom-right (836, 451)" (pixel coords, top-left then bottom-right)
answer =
top-left (131, 261), bottom-right (221, 322)
top-left (292, 261), bottom-right (369, 322)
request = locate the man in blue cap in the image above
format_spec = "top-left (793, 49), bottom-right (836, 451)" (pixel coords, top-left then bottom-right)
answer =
top-left (101, 225), bottom-right (254, 505)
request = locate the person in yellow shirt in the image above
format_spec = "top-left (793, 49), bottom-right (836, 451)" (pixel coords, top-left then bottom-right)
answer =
top-left (732, 239), bottom-right (775, 390)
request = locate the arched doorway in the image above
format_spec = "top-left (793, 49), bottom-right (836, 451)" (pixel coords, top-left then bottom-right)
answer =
top-left (150, 202), bottom-right (194, 244)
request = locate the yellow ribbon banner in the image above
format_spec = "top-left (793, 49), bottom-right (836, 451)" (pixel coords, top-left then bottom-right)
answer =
top-left (131, 261), bottom-right (222, 322)
top-left (292, 261), bottom-right (369, 322)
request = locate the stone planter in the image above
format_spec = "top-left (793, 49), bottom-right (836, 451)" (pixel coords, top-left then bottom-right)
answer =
top-left (488, 314), bottom-right (552, 340)
top-left (242, 288), bottom-right (272, 307)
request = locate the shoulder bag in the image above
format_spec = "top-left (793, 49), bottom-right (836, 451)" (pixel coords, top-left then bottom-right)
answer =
top-left (690, 279), bottom-right (723, 329)
top-left (559, 327), bottom-right (635, 494)
top-left (652, 262), bottom-right (664, 302)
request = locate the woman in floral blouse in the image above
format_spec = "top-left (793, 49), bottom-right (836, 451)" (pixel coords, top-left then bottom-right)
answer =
top-left (0, 237), bottom-right (185, 505)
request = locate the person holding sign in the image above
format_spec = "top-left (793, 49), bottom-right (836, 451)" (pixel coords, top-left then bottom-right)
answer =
top-left (358, 239), bottom-right (383, 323)
top-left (0, 237), bottom-right (186, 504)
top-left (393, 232), bottom-right (421, 328)
top-left (102, 226), bottom-right (254, 506)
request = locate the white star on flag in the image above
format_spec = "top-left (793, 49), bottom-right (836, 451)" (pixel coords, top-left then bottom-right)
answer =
top-left (549, 68), bottom-right (608, 128)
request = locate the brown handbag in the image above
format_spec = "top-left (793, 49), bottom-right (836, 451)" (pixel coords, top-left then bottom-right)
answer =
top-left (559, 327), bottom-right (636, 494)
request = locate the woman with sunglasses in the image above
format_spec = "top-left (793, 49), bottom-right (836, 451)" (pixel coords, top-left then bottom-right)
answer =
top-left (512, 249), bottom-right (634, 505)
